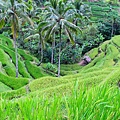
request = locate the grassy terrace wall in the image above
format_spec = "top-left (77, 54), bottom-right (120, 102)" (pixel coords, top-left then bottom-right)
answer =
top-left (0, 34), bottom-right (120, 119)
top-left (0, 35), bottom-right (120, 104)
top-left (86, 2), bottom-right (120, 22)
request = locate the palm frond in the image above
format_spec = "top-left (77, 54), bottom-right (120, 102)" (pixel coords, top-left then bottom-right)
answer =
top-left (65, 28), bottom-right (75, 45)
top-left (0, 18), bottom-right (5, 29)
top-left (43, 23), bottom-right (57, 42)
top-left (24, 34), bottom-right (39, 42)
top-left (41, 22), bottom-right (55, 35)
top-left (20, 13), bottom-right (34, 28)
top-left (38, 21), bottom-right (49, 30)
top-left (62, 19), bottom-right (82, 34)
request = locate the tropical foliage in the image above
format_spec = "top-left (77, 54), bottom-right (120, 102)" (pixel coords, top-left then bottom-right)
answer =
top-left (0, 0), bottom-right (120, 119)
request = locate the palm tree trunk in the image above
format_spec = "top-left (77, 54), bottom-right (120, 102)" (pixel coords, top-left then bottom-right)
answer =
top-left (51, 33), bottom-right (55, 64)
top-left (13, 15), bottom-right (18, 78)
top-left (58, 25), bottom-right (61, 77)
top-left (13, 28), bottom-right (18, 78)
top-left (74, 20), bottom-right (77, 42)
top-left (40, 42), bottom-right (43, 63)
top-left (15, 38), bottom-right (18, 78)
top-left (38, 33), bottom-right (43, 66)
top-left (111, 17), bottom-right (114, 38)
top-left (38, 39), bottom-right (41, 59)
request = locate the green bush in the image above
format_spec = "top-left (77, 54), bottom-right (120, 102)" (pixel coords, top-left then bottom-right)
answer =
top-left (60, 44), bottom-right (82, 64)
top-left (45, 62), bottom-right (57, 73)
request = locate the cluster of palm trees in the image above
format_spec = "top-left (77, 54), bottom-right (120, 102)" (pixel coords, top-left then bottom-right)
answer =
top-left (0, 0), bottom-right (91, 77)
top-left (0, 0), bottom-right (34, 77)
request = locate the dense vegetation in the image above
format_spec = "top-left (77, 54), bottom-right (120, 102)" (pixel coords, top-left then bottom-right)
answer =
top-left (0, 0), bottom-right (120, 119)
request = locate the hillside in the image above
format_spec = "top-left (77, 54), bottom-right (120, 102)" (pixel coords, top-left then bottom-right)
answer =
top-left (0, 34), bottom-right (120, 119)
top-left (0, 34), bottom-right (50, 92)
top-left (0, 0), bottom-right (120, 119)
top-left (86, 1), bottom-right (120, 21)
top-left (0, 34), bottom-right (120, 100)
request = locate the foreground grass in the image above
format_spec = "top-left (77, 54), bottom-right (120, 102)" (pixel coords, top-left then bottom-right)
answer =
top-left (0, 84), bottom-right (120, 120)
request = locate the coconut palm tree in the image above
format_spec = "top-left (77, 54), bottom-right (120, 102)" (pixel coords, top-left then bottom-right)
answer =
top-left (42, 0), bottom-right (81, 77)
top-left (0, 0), bottom-right (33, 77)
top-left (25, 20), bottom-right (49, 65)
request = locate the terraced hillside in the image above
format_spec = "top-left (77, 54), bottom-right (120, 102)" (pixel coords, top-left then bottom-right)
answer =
top-left (86, 1), bottom-right (120, 21)
top-left (0, 34), bottom-right (120, 100)
top-left (0, 34), bottom-right (49, 92)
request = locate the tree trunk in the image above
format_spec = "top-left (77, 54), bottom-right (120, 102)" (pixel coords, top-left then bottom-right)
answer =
top-left (74, 20), bottom-right (77, 42)
top-left (40, 41), bottom-right (43, 63)
top-left (38, 39), bottom-right (41, 59)
top-left (58, 25), bottom-right (61, 77)
top-left (14, 28), bottom-right (18, 78)
top-left (37, 33), bottom-right (43, 66)
top-left (13, 15), bottom-right (19, 78)
top-left (51, 33), bottom-right (55, 64)
top-left (111, 17), bottom-right (114, 38)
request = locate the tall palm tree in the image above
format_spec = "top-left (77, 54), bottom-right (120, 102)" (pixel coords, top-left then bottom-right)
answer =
top-left (0, 0), bottom-right (33, 77)
top-left (71, 0), bottom-right (91, 40)
top-left (25, 20), bottom-right (49, 65)
top-left (43, 0), bottom-right (81, 77)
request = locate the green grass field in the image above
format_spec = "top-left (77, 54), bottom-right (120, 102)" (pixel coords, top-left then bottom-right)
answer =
top-left (0, 34), bottom-right (120, 119)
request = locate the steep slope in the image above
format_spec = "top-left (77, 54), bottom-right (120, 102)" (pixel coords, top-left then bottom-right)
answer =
top-left (0, 35), bottom-right (120, 100)
top-left (0, 34), bottom-right (49, 92)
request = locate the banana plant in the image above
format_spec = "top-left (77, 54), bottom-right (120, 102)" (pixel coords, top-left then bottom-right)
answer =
top-left (0, 0), bottom-right (33, 77)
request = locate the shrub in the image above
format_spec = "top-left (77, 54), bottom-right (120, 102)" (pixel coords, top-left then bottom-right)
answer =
top-left (45, 62), bottom-right (57, 73)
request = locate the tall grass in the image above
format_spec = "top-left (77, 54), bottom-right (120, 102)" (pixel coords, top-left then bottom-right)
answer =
top-left (0, 83), bottom-right (119, 120)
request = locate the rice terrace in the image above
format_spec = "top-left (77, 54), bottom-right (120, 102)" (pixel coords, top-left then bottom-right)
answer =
top-left (0, 0), bottom-right (120, 119)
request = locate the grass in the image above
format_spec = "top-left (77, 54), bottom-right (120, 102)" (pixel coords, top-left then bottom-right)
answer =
top-left (0, 73), bottom-right (29, 90)
top-left (25, 61), bottom-right (47, 79)
top-left (112, 35), bottom-right (120, 47)
top-left (0, 86), bottom-right (27, 100)
top-left (88, 48), bottom-right (98, 59)
top-left (0, 34), bottom-right (13, 48)
top-left (18, 49), bottom-right (34, 61)
top-left (0, 34), bottom-right (120, 119)
top-left (0, 48), bottom-right (16, 77)
top-left (0, 82), bottom-right (12, 92)
top-left (0, 45), bottom-right (32, 78)
top-left (0, 84), bottom-right (119, 120)
top-left (86, 1), bottom-right (120, 22)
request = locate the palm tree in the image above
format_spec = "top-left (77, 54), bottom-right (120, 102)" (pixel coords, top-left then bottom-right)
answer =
top-left (25, 20), bottom-right (49, 65)
top-left (0, 0), bottom-right (33, 77)
top-left (43, 0), bottom-right (81, 77)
